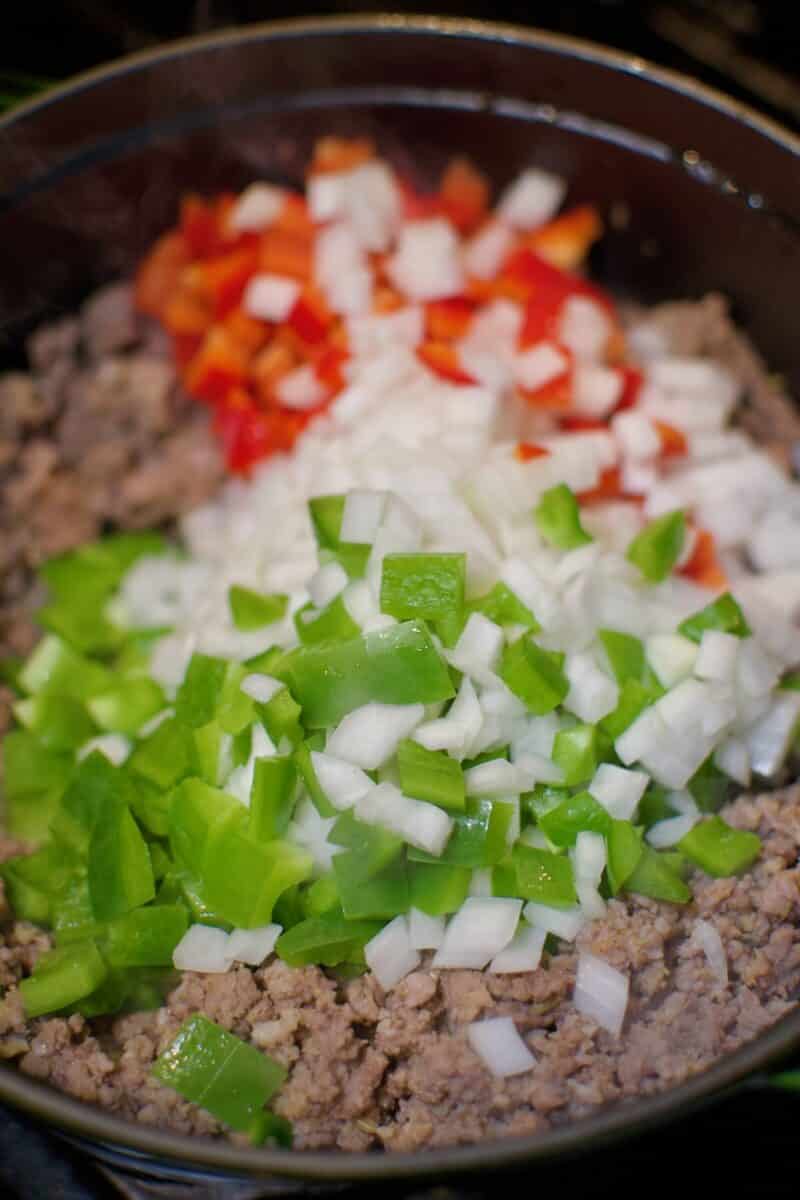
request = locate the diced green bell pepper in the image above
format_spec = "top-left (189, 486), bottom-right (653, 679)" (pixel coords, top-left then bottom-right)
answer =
top-left (228, 586), bottom-right (288, 631)
top-left (18, 635), bottom-right (112, 700)
top-left (293, 595), bottom-right (359, 646)
top-left (169, 778), bottom-right (246, 877)
top-left (678, 592), bottom-right (751, 644)
top-left (88, 678), bottom-right (166, 736)
top-left (598, 629), bottom-right (646, 686)
top-left (273, 619), bottom-right (454, 728)
top-left (50, 751), bottom-right (135, 854)
top-left (175, 655), bottom-right (253, 735)
top-left (201, 828), bottom-right (313, 929)
top-left (276, 910), bottom-right (382, 968)
top-left (408, 861), bottom-right (471, 916)
top-left (407, 798), bottom-right (513, 868)
top-left (468, 581), bottom-right (538, 630)
top-left (396, 739), bottom-right (465, 812)
top-left (333, 853), bottom-right (409, 920)
top-left (104, 905), bottom-right (188, 967)
top-left (600, 678), bottom-right (662, 740)
top-left (307, 494), bottom-right (370, 579)
top-left (328, 811), bottom-right (404, 879)
top-left (249, 756), bottom-right (297, 841)
top-left (678, 815), bottom-right (761, 877)
top-left (152, 1014), bottom-right (287, 1139)
top-left (499, 636), bottom-right (568, 715)
top-left (293, 741), bottom-right (337, 818)
top-left (688, 756), bottom-right (731, 813)
top-left (12, 693), bottom-right (96, 751)
top-left (538, 789), bottom-right (612, 848)
top-left (380, 553), bottom-right (466, 622)
top-left (534, 483), bottom-right (592, 550)
top-left (255, 685), bottom-right (303, 748)
top-left (605, 820), bottom-right (644, 895)
top-left (301, 874), bottom-right (340, 918)
top-left (625, 846), bottom-right (691, 903)
top-left (88, 802), bottom-right (155, 920)
top-left (493, 844), bottom-right (576, 907)
top-left (626, 510), bottom-right (686, 582)
top-left (128, 717), bottom-right (195, 792)
top-left (551, 724), bottom-right (598, 787)
top-left (20, 939), bottom-right (108, 1018)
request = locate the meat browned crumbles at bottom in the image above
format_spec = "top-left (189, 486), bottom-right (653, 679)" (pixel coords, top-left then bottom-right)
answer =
top-left (0, 787), bottom-right (798, 1151)
top-left (1, 283), bottom-right (800, 1151)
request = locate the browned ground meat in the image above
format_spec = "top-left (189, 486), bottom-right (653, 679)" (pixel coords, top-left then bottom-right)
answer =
top-left (0, 288), bottom-right (799, 1151)
top-left (0, 283), bottom-right (224, 668)
top-left (0, 787), bottom-right (797, 1150)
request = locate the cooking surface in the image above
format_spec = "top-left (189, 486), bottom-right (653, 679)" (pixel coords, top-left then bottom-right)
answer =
top-left (2, 1), bottom-right (799, 1196)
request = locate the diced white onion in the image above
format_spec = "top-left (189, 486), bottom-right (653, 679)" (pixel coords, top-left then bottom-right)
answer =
top-left (228, 183), bottom-right (286, 232)
top-left (240, 674), bottom-right (284, 703)
top-left (387, 218), bottom-right (464, 301)
top-left (463, 219), bottom-right (515, 279)
top-left (413, 676), bottom-right (483, 760)
top-left (433, 897), bottom-right (522, 969)
top-left (645, 634), bottom-right (698, 688)
top-left (573, 831), bottom-right (607, 887)
top-left (355, 781), bottom-right (453, 856)
top-left (497, 168), bottom-right (566, 230)
top-left (447, 612), bottom-right (505, 684)
top-left (523, 902), bottom-right (584, 942)
top-left (224, 924), bottom-right (282, 966)
top-left (573, 952), bottom-right (629, 1037)
top-left (646, 811), bottom-right (698, 848)
top-left (275, 364), bottom-right (326, 411)
top-left (463, 758), bottom-right (533, 797)
top-left (173, 925), bottom-right (231, 974)
top-left (694, 630), bottom-right (740, 682)
top-left (564, 652), bottom-right (619, 723)
top-left (693, 919), bottom-right (728, 986)
top-left (466, 1016), bottom-right (536, 1077)
top-left (588, 763), bottom-right (649, 821)
top-left (308, 561), bottom-right (348, 609)
top-left (310, 750), bottom-right (374, 811)
top-left (327, 702), bottom-right (425, 769)
top-left (78, 734), bottom-right (131, 766)
top-left (489, 924), bottom-right (547, 974)
top-left (364, 915), bottom-right (421, 990)
top-left (242, 273), bottom-right (300, 322)
top-left (572, 364), bottom-right (623, 419)
top-left (745, 692), bottom-right (800, 778)
top-left (408, 907), bottom-right (446, 950)
top-left (513, 342), bottom-right (568, 392)
top-left (558, 296), bottom-right (612, 361)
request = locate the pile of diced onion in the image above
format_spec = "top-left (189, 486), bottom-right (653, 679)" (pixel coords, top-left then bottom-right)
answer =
top-left (116, 148), bottom-right (800, 1078)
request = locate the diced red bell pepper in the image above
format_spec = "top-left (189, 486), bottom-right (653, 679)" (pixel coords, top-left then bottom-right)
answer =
top-left (185, 327), bottom-right (250, 405)
top-left (309, 136), bottom-right (375, 175)
top-left (314, 345), bottom-right (350, 393)
top-left (259, 229), bottom-right (313, 282)
top-left (417, 341), bottom-right (476, 385)
top-left (372, 286), bottom-right (405, 314)
top-left (616, 364), bottom-right (644, 411)
top-left (181, 194), bottom-right (227, 259)
top-left (515, 442), bottom-right (551, 462)
top-left (561, 415), bottom-right (607, 432)
top-left (221, 309), bottom-right (272, 355)
top-left (251, 338), bottom-right (298, 407)
top-left (162, 289), bottom-right (213, 340)
top-left (526, 205), bottom-right (603, 271)
top-left (187, 248), bottom-right (259, 319)
top-left (172, 334), bottom-right (204, 370)
top-left (654, 420), bottom-right (688, 458)
top-left (520, 372), bottom-right (573, 412)
top-left (397, 177), bottom-right (443, 222)
top-left (425, 297), bottom-right (475, 342)
top-left (273, 192), bottom-right (315, 238)
top-left (134, 232), bottom-right (190, 319)
top-left (679, 528), bottom-right (727, 590)
top-left (577, 466), bottom-right (625, 506)
top-left (287, 289), bottom-right (333, 346)
top-left (439, 157), bottom-right (490, 234)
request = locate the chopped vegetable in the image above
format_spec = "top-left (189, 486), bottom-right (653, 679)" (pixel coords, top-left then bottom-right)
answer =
top-left (626, 511), bottom-right (686, 582)
top-left (678, 593), bottom-right (751, 643)
top-left (678, 815), bottom-right (761, 877)
top-left (534, 484), bottom-right (592, 550)
top-left (500, 637), bottom-right (568, 715)
top-left (381, 553), bottom-right (466, 622)
top-left (396, 739), bottom-right (466, 811)
top-left (229, 586), bottom-right (288, 630)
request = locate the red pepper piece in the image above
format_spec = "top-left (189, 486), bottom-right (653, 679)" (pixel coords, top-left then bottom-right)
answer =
top-left (162, 289), bottom-right (213, 340)
top-left (417, 341), bottom-right (476, 385)
top-left (180, 194), bottom-right (228, 259)
top-left (526, 205), bottom-right (603, 271)
top-left (185, 327), bottom-right (249, 405)
top-left (654, 419), bottom-right (688, 458)
top-left (273, 192), bottom-right (315, 238)
top-left (425, 297), bottom-right (475, 342)
top-left (560, 415), bottom-right (607, 432)
top-left (515, 442), bottom-right (551, 462)
top-left (314, 345), bottom-right (350, 393)
top-left (616, 365), bottom-right (644, 411)
top-left (134, 232), bottom-right (190, 319)
top-left (439, 157), bottom-right (490, 234)
top-left (577, 466), bottom-right (625, 506)
top-left (188, 248), bottom-right (259, 319)
top-left (287, 289), bottom-right (333, 346)
top-left (259, 229), bottom-right (313, 282)
top-left (398, 177), bottom-right (443, 222)
top-left (679, 529), bottom-right (727, 590)
top-left (309, 136), bottom-right (375, 175)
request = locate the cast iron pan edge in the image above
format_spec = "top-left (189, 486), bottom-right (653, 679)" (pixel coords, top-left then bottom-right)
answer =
top-left (1, 12), bottom-right (800, 1184)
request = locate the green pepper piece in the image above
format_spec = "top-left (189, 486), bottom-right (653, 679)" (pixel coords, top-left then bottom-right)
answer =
top-left (406, 798), bottom-right (513, 868)
top-left (626, 510), bottom-right (686, 582)
top-left (408, 861), bottom-right (471, 916)
top-left (88, 802), bottom-right (155, 921)
top-left (301, 874), bottom-right (340, 918)
top-left (521, 785), bottom-right (571, 825)
top-left (538, 790), bottom-right (612, 848)
top-left (88, 678), bottom-right (166, 736)
top-left (18, 635), bottom-right (112, 700)
top-left (293, 741), bottom-right (337, 818)
top-left (50, 751), bottom-right (135, 855)
top-left (396, 739), bottom-right (466, 812)
top-left (168, 778), bottom-right (246, 877)
top-left (551, 724), bottom-right (598, 787)
top-left (20, 940), bottom-right (108, 1018)
top-left (678, 592), bottom-right (751, 644)
top-left (494, 844), bottom-right (576, 906)
top-left (678, 815), bottom-right (761, 877)
top-left (248, 1111), bottom-right (294, 1148)
top-left (35, 599), bottom-right (124, 658)
top-left (534, 483), bottom-right (593, 550)
top-left (12, 693), bottom-right (96, 751)
top-left (468, 581), bottom-right (538, 630)
top-left (688, 756), bottom-right (731, 813)
top-left (380, 553), bottom-right (466, 622)
top-left (333, 853), bottom-right (409, 920)
top-left (152, 1014), bottom-right (287, 1137)
top-left (293, 594), bottom-right (360, 646)
top-left (273, 619), bottom-right (454, 728)
top-left (307, 495), bottom-right (370, 579)
top-left (327, 811), bottom-right (404, 879)
top-left (228, 586), bottom-right (288, 631)
top-left (52, 874), bottom-right (102, 944)
top-left (499, 636), bottom-right (568, 715)
top-left (636, 785), bottom-right (677, 830)
top-left (104, 905), bottom-right (188, 968)
top-left (600, 678), bottom-right (662, 740)
top-left (598, 629), bottom-right (646, 686)
top-left (249, 757), bottom-right (297, 841)
top-left (0, 865), bottom-right (50, 924)
top-left (129, 717), bottom-right (195, 792)
top-left (276, 910), bottom-right (382, 968)
top-left (202, 828), bottom-right (313, 929)
top-left (244, 645), bottom-right (283, 673)
top-left (177, 871), bottom-right (232, 929)
top-left (605, 820), bottom-right (644, 895)
top-left (255, 685), bottom-right (304, 748)
top-left (625, 846), bottom-right (691, 903)
top-left (175, 655), bottom-right (253, 734)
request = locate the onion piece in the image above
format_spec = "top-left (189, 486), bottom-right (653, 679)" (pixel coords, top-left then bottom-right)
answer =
top-left (240, 674), bottom-right (284, 704)
top-left (408, 907), bottom-right (446, 951)
top-left (466, 1016), bottom-right (536, 1077)
top-left (693, 920), bottom-right (728, 986)
top-left (77, 734), bottom-right (131, 766)
top-left (447, 612), bottom-right (505, 685)
top-left (432, 897), bottom-right (522, 969)
top-left (355, 782), bottom-right (453, 857)
top-left (497, 168), bottom-right (566, 230)
top-left (463, 759), bottom-right (534, 797)
top-left (489, 924), bottom-right (547, 974)
top-left (224, 924), bottom-right (282, 966)
top-left (413, 676), bottom-right (483, 760)
top-left (173, 925), bottom-right (231, 974)
top-left (523, 902), bottom-right (584, 942)
top-left (310, 751), bottom-right (374, 811)
top-left (326, 702), bottom-right (425, 770)
top-left (588, 763), bottom-right (649, 821)
top-left (646, 811), bottom-right (698, 849)
top-left (340, 489), bottom-right (388, 544)
top-left (307, 561), bottom-right (349, 609)
top-left (228, 183), bottom-right (286, 233)
top-left (242, 273), bottom-right (300, 322)
top-left (573, 952), bottom-right (629, 1037)
top-left (364, 915), bottom-right (421, 990)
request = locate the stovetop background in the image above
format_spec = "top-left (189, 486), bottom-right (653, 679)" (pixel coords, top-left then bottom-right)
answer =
top-left (2, 1), bottom-right (799, 1195)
